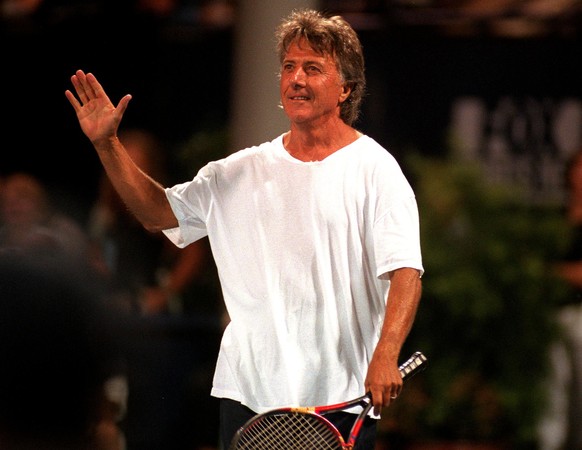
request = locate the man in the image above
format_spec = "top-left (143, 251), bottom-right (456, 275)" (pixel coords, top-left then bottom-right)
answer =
top-left (65, 9), bottom-right (423, 449)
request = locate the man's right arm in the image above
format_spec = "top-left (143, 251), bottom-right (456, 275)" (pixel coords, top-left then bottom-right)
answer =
top-left (65, 70), bottom-right (177, 232)
top-left (93, 135), bottom-right (178, 232)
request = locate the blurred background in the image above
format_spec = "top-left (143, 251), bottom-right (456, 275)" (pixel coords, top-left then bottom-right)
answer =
top-left (2, 1), bottom-right (582, 449)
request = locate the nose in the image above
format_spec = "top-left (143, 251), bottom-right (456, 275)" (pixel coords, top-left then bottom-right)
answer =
top-left (291, 67), bottom-right (306, 86)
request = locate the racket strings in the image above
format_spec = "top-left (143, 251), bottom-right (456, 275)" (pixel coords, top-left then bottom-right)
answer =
top-left (234, 412), bottom-right (343, 449)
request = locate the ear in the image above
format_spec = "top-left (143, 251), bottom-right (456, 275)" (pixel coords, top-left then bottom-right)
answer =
top-left (338, 84), bottom-right (352, 103)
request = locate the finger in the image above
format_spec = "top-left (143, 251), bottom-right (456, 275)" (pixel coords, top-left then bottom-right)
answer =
top-left (64, 89), bottom-right (81, 112)
top-left (115, 94), bottom-right (133, 117)
top-left (86, 72), bottom-right (109, 100)
top-left (372, 396), bottom-right (384, 416)
top-left (71, 71), bottom-right (90, 104)
top-left (370, 389), bottom-right (387, 416)
top-left (76, 70), bottom-right (98, 101)
top-left (390, 385), bottom-right (401, 400)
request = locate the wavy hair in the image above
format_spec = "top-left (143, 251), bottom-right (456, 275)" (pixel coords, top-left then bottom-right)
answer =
top-left (275, 9), bottom-right (366, 126)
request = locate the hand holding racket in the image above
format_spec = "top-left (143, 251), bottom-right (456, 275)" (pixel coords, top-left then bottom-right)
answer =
top-left (229, 351), bottom-right (427, 450)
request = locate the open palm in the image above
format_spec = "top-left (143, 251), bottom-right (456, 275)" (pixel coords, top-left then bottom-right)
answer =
top-left (65, 70), bottom-right (131, 143)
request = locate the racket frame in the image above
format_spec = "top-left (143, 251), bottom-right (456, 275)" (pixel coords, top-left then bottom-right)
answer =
top-left (229, 351), bottom-right (427, 450)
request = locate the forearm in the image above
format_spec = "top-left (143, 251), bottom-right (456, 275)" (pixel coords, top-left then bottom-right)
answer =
top-left (376, 267), bottom-right (422, 361)
top-left (94, 136), bottom-right (178, 232)
top-left (365, 267), bottom-right (422, 411)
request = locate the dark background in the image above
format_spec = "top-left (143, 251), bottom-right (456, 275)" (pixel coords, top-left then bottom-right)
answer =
top-left (2, 0), bottom-right (233, 224)
top-left (2, 1), bottom-right (581, 224)
top-left (2, 2), bottom-right (582, 449)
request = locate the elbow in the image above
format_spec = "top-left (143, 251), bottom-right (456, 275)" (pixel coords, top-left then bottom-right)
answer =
top-left (142, 217), bottom-right (178, 234)
top-left (141, 213), bottom-right (178, 234)
top-left (143, 222), bottom-right (164, 234)
top-left (140, 202), bottom-right (179, 233)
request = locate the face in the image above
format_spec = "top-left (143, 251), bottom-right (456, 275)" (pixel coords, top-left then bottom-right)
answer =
top-left (279, 39), bottom-right (350, 126)
top-left (0, 175), bottom-right (46, 227)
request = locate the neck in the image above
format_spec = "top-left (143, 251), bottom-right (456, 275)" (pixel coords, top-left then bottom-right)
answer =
top-left (284, 120), bottom-right (361, 162)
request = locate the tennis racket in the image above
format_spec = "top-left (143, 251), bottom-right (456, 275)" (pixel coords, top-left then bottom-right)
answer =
top-left (228, 351), bottom-right (427, 450)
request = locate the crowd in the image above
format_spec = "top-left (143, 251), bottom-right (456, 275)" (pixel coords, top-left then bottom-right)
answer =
top-left (0, 128), bottom-right (222, 450)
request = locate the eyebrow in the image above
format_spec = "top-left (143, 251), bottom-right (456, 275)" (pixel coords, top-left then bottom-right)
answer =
top-left (282, 57), bottom-right (326, 66)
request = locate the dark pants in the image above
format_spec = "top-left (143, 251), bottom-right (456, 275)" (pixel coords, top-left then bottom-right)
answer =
top-left (219, 398), bottom-right (378, 450)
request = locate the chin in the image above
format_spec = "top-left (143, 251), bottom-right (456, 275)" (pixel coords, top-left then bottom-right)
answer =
top-left (287, 112), bottom-right (312, 124)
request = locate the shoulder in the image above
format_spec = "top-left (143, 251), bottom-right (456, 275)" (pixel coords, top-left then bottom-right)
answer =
top-left (202, 135), bottom-right (284, 175)
top-left (349, 135), bottom-right (403, 171)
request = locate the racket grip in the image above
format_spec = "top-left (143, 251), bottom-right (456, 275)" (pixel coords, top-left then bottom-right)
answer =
top-left (399, 351), bottom-right (428, 381)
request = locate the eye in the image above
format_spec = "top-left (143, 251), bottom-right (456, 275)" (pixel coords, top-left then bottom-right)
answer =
top-left (306, 65), bottom-right (321, 74)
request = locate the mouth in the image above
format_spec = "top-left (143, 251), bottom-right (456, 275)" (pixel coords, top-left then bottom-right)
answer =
top-left (290, 95), bottom-right (310, 101)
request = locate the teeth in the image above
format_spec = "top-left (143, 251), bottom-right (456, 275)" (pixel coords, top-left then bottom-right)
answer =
top-left (293, 96), bottom-right (308, 100)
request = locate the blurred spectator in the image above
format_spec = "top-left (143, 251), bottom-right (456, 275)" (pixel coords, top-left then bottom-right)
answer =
top-left (0, 172), bottom-right (127, 449)
top-left (87, 128), bottom-right (221, 317)
top-left (0, 0), bottom-right (44, 20)
top-left (0, 252), bottom-right (122, 450)
top-left (0, 171), bottom-right (90, 265)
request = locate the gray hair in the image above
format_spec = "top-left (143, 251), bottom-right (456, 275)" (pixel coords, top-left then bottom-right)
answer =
top-left (275, 9), bottom-right (366, 126)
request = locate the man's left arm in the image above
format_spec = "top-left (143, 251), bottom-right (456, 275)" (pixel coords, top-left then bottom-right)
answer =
top-left (365, 267), bottom-right (422, 415)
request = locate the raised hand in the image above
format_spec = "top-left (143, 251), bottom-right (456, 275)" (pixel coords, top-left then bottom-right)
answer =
top-left (65, 70), bottom-right (132, 145)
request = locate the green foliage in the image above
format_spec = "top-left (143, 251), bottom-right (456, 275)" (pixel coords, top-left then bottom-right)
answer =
top-left (384, 154), bottom-right (572, 447)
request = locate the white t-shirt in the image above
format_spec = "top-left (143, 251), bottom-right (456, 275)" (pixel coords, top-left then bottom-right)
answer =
top-left (163, 134), bottom-right (423, 413)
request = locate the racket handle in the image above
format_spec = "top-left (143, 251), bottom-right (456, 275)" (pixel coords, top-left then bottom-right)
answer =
top-left (399, 351), bottom-right (428, 381)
